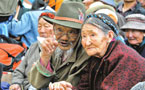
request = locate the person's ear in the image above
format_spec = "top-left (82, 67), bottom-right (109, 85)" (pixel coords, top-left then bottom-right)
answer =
top-left (107, 30), bottom-right (114, 43)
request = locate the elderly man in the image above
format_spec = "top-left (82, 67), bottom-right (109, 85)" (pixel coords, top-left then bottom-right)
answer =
top-left (121, 14), bottom-right (145, 58)
top-left (28, 1), bottom-right (90, 89)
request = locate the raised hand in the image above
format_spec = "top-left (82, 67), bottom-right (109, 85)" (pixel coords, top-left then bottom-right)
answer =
top-left (39, 34), bottom-right (58, 67)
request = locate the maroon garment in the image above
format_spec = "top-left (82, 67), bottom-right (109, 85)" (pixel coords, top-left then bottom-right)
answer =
top-left (74, 41), bottom-right (145, 90)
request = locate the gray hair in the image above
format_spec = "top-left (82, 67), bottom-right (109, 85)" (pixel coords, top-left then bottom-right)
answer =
top-left (82, 17), bottom-right (116, 37)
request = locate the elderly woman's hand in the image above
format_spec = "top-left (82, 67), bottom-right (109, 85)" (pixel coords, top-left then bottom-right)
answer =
top-left (49, 81), bottom-right (73, 90)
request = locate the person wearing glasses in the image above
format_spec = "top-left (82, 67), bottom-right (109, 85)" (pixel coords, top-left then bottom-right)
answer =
top-left (28, 1), bottom-right (91, 89)
top-left (48, 13), bottom-right (145, 90)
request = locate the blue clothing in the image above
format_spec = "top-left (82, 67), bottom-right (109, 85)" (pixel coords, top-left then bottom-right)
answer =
top-left (0, 16), bottom-right (13, 37)
top-left (29, 0), bottom-right (35, 3)
top-left (8, 9), bottom-right (52, 47)
top-left (0, 22), bottom-right (9, 37)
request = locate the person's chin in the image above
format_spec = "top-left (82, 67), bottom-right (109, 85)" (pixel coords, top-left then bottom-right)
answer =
top-left (59, 45), bottom-right (71, 51)
top-left (86, 51), bottom-right (96, 56)
top-left (129, 41), bottom-right (138, 45)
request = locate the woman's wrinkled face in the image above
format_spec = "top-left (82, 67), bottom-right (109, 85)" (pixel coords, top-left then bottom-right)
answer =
top-left (81, 24), bottom-right (110, 58)
top-left (54, 24), bottom-right (80, 50)
top-left (125, 29), bottom-right (144, 45)
top-left (38, 18), bottom-right (53, 38)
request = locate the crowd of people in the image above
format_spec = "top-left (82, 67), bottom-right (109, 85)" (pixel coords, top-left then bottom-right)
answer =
top-left (0, 0), bottom-right (145, 90)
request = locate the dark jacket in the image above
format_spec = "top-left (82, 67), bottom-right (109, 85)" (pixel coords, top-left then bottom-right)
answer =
top-left (125, 37), bottom-right (145, 58)
top-left (117, 1), bottom-right (145, 16)
top-left (75, 41), bottom-right (145, 90)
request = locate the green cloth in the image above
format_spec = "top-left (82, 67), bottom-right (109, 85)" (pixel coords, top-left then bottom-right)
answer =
top-left (0, 0), bottom-right (17, 16)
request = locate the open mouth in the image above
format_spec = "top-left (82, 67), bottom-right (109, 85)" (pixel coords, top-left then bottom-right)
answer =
top-left (60, 41), bottom-right (70, 47)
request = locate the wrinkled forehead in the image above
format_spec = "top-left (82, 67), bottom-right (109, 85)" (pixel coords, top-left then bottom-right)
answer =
top-left (54, 23), bottom-right (80, 32)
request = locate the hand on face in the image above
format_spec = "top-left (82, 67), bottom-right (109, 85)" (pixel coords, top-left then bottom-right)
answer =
top-left (49, 81), bottom-right (73, 90)
top-left (9, 84), bottom-right (21, 90)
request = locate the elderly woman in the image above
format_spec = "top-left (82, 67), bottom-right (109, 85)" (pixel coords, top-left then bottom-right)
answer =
top-left (121, 14), bottom-right (145, 58)
top-left (49, 13), bottom-right (145, 90)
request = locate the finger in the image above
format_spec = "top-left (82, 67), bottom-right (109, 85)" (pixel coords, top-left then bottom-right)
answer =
top-left (60, 81), bottom-right (72, 88)
top-left (9, 86), bottom-right (16, 90)
top-left (46, 38), bottom-right (56, 50)
top-left (60, 85), bottom-right (65, 90)
top-left (9, 86), bottom-right (13, 90)
top-left (55, 83), bottom-right (60, 90)
top-left (53, 40), bottom-right (58, 48)
top-left (18, 87), bottom-right (21, 90)
top-left (54, 83), bottom-right (62, 90)
top-left (66, 88), bottom-right (73, 90)
top-left (42, 39), bottom-right (53, 53)
top-left (47, 34), bottom-right (58, 49)
top-left (49, 82), bottom-right (53, 90)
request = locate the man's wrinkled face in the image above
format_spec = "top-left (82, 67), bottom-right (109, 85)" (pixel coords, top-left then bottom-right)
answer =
top-left (38, 18), bottom-right (53, 38)
top-left (125, 29), bottom-right (144, 45)
top-left (54, 24), bottom-right (80, 50)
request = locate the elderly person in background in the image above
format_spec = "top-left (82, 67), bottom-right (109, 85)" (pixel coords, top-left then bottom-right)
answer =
top-left (86, 1), bottom-right (125, 27)
top-left (28, 1), bottom-right (91, 89)
top-left (9, 12), bottom-right (54, 90)
top-left (86, 1), bottom-right (126, 39)
top-left (8, 0), bottom-right (55, 47)
top-left (83, 0), bottom-right (116, 10)
top-left (121, 14), bottom-right (145, 58)
top-left (49, 13), bottom-right (145, 90)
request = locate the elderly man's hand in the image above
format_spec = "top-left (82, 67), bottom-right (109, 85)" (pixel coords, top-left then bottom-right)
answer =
top-left (39, 35), bottom-right (58, 67)
top-left (49, 81), bottom-right (73, 90)
top-left (9, 84), bottom-right (21, 90)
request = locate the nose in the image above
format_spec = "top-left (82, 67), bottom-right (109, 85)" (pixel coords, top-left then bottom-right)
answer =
top-left (86, 36), bottom-right (91, 46)
top-left (127, 31), bottom-right (133, 38)
top-left (60, 33), bottom-right (69, 40)
top-left (40, 26), bottom-right (45, 33)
